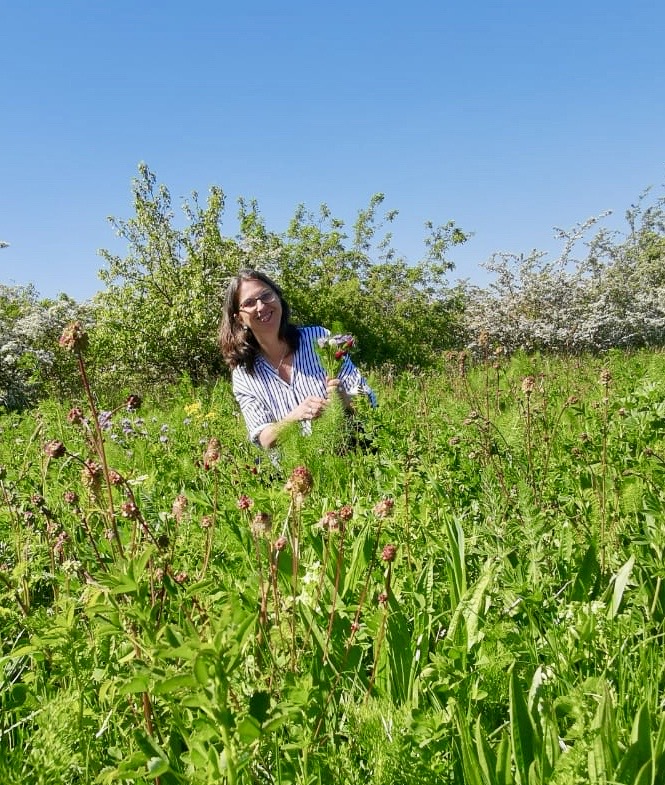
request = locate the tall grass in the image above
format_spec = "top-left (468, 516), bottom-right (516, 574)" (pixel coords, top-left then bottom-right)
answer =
top-left (1, 343), bottom-right (665, 783)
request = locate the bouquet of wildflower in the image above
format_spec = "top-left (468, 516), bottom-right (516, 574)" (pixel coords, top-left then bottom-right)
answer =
top-left (314, 332), bottom-right (355, 378)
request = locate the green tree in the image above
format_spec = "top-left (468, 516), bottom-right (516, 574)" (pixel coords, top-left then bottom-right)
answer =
top-left (239, 193), bottom-right (468, 367)
top-left (94, 163), bottom-right (244, 387)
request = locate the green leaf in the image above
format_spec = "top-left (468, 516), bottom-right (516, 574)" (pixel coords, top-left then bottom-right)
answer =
top-left (451, 700), bottom-right (485, 785)
top-left (152, 674), bottom-right (198, 694)
top-left (606, 555), bottom-right (635, 619)
top-left (146, 756), bottom-right (170, 779)
top-left (118, 674), bottom-right (150, 694)
top-left (509, 667), bottom-right (535, 785)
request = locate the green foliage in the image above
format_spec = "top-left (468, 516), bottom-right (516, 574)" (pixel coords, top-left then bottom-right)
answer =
top-left (3, 344), bottom-right (665, 782)
top-left (94, 163), bottom-right (242, 387)
top-left (92, 166), bottom-right (467, 391)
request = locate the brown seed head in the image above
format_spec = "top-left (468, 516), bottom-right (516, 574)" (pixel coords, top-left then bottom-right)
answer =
top-left (250, 511), bottom-right (272, 538)
top-left (172, 493), bottom-right (188, 521)
top-left (58, 321), bottom-right (89, 353)
top-left (288, 465), bottom-right (313, 495)
top-left (521, 376), bottom-right (536, 395)
top-left (373, 498), bottom-right (395, 519)
top-left (203, 437), bottom-right (221, 469)
top-left (44, 440), bottom-right (66, 459)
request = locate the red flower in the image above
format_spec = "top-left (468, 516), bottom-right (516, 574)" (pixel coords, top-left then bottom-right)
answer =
top-left (237, 494), bottom-right (254, 511)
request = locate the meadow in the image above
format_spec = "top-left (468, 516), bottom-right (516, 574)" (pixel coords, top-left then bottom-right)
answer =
top-left (1, 341), bottom-right (665, 784)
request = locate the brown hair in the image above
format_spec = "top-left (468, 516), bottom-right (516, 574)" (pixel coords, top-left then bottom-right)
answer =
top-left (218, 269), bottom-right (299, 372)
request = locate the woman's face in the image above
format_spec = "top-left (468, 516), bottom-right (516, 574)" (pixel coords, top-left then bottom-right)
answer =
top-left (235, 278), bottom-right (283, 338)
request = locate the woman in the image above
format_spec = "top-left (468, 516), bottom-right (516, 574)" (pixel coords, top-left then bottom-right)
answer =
top-left (219, 269), bottom-right (375, 448)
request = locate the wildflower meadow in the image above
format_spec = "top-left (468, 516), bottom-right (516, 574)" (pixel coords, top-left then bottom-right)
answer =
top-left (2, 321), bottom-right (665, 784)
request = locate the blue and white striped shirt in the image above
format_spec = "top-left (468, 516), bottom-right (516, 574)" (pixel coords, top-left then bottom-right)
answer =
top-left (232, 325), bottom-right (376, 445)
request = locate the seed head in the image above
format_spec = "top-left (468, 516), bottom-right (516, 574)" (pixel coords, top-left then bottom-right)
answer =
top-left (381, 543), bottom-right (397, 562)
top-left (250, 511), bottom-right (272, 538)
top-left (599, 368), bottom-right (612, 386)
top-left (44, 440), bottom-right (66, 459)
top-left (373, 498), bottom-right (395, 519)
top-left (172, 493), bottom-right (188, 522)
top-left (63, 490), bottom-right (79, 506)
top-left (338, 504), bottom-right (354, 522)
top-left (274, 535), bottom-right (288, 552)
top-left (203, 437), bottom-right (221, 469)
top-left (200, 514), bottom-right (214, 529)
top-left (521, 376), bottom-right (536, 395)
top-left (285, 465), bottom-right (313, 496)
top-left (318, 510), bottom-right (341, 532)
top-left (58, 321), bottom-right (88, 352)
top-left (120, 501), bottom-right (139, 520)
top-left (81, 460), bottom-right (102, 489)
top-left (108, 469), bottom-right (124, 486)
top-left (126, 394), bottom-right (142, 412)
top-left (237, 494), bottom-right (254, 511)
top-left (67, 407), bottom-right (85, 425)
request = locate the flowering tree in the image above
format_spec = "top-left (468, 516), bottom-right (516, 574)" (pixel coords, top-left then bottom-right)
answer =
top-left (0, 284), bottom-right (90, 409)
top-left (463, 186), bottom-right (665, 354)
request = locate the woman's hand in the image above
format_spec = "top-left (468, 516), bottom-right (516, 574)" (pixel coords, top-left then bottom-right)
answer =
top-left (293, 395), bottom-right (329, 421)
top-left (326, 377), bottom-right (353, 410)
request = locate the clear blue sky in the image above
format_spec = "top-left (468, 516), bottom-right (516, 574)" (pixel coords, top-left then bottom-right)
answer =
top-left (2, 0), bottom-right (663, 301)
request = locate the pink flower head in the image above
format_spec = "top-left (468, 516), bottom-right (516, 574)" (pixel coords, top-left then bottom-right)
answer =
top-left (318, 510), bottom-right (341, 532)
top-left (120, 501), bottom-right (140, 520)
top-left (381, 543), bottom-right (397, 563)
top-left (285, 465), bottom-right (313, 496)
top-left (59, 321), bottom-right (88, 353)
top-left (373, 498), bottom-right (395, 519)
top-left (274, 535), bottom-right (288, 552)
top-left (237, 494), bottom-right (254, 511)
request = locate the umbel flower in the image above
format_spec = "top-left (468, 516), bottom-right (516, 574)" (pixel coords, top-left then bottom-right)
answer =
top-left (314, 333), bottom-right (355, 377)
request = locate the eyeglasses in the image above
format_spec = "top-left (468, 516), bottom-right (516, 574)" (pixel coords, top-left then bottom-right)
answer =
top-left (239, 289), bottom-right (278, 311)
